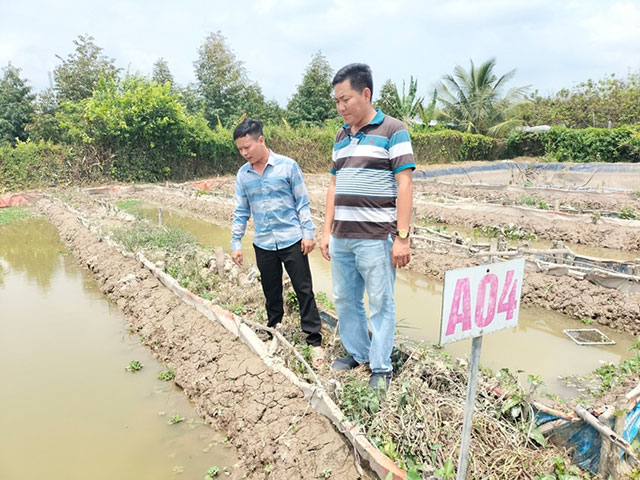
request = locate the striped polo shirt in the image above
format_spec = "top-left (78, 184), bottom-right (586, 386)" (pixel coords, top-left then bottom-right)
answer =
top-left (330, 109), bottom-right (415, 239)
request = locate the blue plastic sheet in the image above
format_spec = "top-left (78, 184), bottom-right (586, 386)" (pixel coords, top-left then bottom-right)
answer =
top-left (534, 402), bottom-right (640, 474)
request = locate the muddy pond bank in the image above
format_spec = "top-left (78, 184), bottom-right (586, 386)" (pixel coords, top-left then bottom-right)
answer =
top-left (36, 199), bottom-right (368, 480)
top-left (36, 193), bottom-right (580, 479)
top-left (125, 198), bottom-right (636, 401)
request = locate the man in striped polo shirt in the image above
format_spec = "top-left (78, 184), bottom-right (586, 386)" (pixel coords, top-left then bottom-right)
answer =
top-left (319, 64), bottom-right (415, 391)
top-left (231, 119), bottom-right (323, 364)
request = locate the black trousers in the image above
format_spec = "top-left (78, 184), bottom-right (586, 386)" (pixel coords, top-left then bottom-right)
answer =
top-left (253, 240), bottom-right (322, 347)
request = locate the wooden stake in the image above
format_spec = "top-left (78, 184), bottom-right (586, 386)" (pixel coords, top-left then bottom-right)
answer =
top-left (456, 335), bottom-right (483, 480)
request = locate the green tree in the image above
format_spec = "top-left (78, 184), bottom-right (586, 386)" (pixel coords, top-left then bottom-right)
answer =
top-left (174, 83), bottom-right (203, 116)
top-left (522, 70), bottom-right (640, 128)
top-left (26, 87), bottom-right (61, 142)
top-left (194, 31), bottom-right (267, 127)
top-left (418, 89), bottom-right (438, 126)
top-left (374, 76), bottom-right (424, 127)
top-left (0, 63), bottom-right (35, 144)
top-left (58, 75), bottom-right (194, 181)
top-left (262, 99), bottom-right (286, 125)
top-left (375, 79), bottom-right (401, 118)
top-left (151, 57), bottom-right (174, 87)
top-left (437, 58), bottom-right (529, 137)
top-left (286, 51), bottom-right (335, 126)
top-left (53, 34), bottom-right (120, 103)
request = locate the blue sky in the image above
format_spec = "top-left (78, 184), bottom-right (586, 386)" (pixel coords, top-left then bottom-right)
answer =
top-left (1, 0), bottom-right (639, 106)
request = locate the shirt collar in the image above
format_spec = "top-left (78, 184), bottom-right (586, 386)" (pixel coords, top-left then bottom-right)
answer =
top-left (342, 108), bottom-right (386, 132)
top-left (267, 150), bottom-right (276, 166)
top-left (246, 150), bottom-right (275, 173)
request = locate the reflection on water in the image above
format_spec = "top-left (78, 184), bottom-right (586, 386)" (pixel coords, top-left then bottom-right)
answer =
top-left (0, 214), bottom-right (238, 480)
top-left (134, 202), bottom-right (636, 399)
top-left (0, 216), bottom-right (70, 292)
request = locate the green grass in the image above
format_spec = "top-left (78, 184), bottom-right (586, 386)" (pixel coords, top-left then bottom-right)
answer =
top-left (112, 223), bottom-right (196, 252)
top-left (114, 198), bottom-right (142, 214)
top-left (619, 206), bottom-right (638, 220)
top-left (0, 207), bottom-right (31, 226)
top-left (474, 223), bottom-right (537, 241)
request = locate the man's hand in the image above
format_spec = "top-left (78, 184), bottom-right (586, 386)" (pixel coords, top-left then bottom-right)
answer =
top-left (301, 238), bottom-right (315, 255)
top-left (232, 250), bottom-right (243, 267)
top-left (392, 237), bottom-right (411, 268)
top-left (319, 233), bottom-right (331, 261)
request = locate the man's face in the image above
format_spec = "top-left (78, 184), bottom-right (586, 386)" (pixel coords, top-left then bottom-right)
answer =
top-left (334, 79), bottom-right (371, 127)
top-left (235, 134), bottom-right (265, 165)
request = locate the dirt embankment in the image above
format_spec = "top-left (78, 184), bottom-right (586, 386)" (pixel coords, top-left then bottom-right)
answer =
top-left (411, 201), bottom-right (640, 251)
top-left (413, 181), bottom-right (640, 215)
top-left (126, 186), bottom-right (640, 337)
top-left (39, 198), bottom-right (368, 480)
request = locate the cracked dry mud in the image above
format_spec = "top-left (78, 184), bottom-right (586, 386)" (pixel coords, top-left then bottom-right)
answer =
top-left (39, 199), bottom-right (369, 480)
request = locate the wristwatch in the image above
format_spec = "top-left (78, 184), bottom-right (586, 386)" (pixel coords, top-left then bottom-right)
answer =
top-left (396, 229), bottom-right (410, 239)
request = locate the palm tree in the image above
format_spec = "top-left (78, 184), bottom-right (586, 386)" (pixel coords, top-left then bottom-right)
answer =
top-left (437, 58), bottom-right (530, 137)
top-left (375, 76), bottom-right (424, 127)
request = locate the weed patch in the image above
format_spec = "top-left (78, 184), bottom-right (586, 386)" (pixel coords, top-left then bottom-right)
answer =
top-left (0, 206), bottom-right (31, 226)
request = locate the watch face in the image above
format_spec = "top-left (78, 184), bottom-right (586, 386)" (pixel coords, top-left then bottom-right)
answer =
top-left (398, 230), bottom-right (409, 239)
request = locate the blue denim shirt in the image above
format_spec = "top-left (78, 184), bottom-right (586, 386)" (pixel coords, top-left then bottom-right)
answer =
top-left (232, 151), bottom-right (315, 251)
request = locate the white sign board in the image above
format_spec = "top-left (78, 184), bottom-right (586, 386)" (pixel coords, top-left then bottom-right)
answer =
top-left (440, 257), bottom-right (525, 345)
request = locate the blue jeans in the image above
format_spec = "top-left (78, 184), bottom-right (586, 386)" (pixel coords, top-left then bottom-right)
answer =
top-left (329, 235), bottom-right (396, 373)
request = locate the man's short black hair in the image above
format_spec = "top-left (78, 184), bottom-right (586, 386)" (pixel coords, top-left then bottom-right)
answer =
top-left (332, 63), bottom-right (373, 98)
top-left (233, 119), bottom-right (263, 140)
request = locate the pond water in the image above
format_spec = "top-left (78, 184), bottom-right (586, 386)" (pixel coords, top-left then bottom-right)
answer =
top-left (133, 203), bottom-right (636, 400)
top-left (0, 213), bottom-right (239, 480)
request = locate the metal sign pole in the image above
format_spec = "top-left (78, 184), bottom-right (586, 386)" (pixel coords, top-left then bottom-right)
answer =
top-left (456, 335), bottom-right (483, 480)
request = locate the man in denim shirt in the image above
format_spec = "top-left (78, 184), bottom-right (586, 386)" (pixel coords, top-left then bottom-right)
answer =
top-left (231, 119), bottom-right (323, 363)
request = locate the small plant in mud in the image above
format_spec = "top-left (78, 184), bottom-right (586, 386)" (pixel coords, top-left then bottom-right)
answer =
top-left (168, 414), bottom-right (184, 424)
top-left (315, 291), bottom-right (334, 310)
top-left (580, 316), bottom-right (593, 326)
top-left (593, 340), bottom-right (640, 393)
top-left (494, 368), bottom-right (547, 446)
top-left (421, 215), bottom-right (444, 226)
top-left (286, 289), bottom-right (300, 313)
top-left (433, 459), bottom-right (455, 479)
top-left (158, 368), bottom-right (175, 381)
top-left (125, 360), bottom-right (143, 372)
top-left (316, 468), bottom-right (332, 478)
top-left (619, 206), bottom-right (639, 220)
top-left (164, 249), bottom-right (220, 296)
top-left (340, 376), bottom-right (380, 425)
top-left (516, 195), bottom-right (537, 207)
top-left (591, 211), bottom-right (601, 224)
top-left (264, 464), bottom-right (273, 474)
top-left (533, 454), bottom-right (584, 479)
top-left (195, 189), bottom-right (211, 197)
top-left (475, 223), bottom-right (536, 241)
top-left (221, 299), bottom-right (249, 316)
top-left (204, 466), bottom-right (219, 478)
